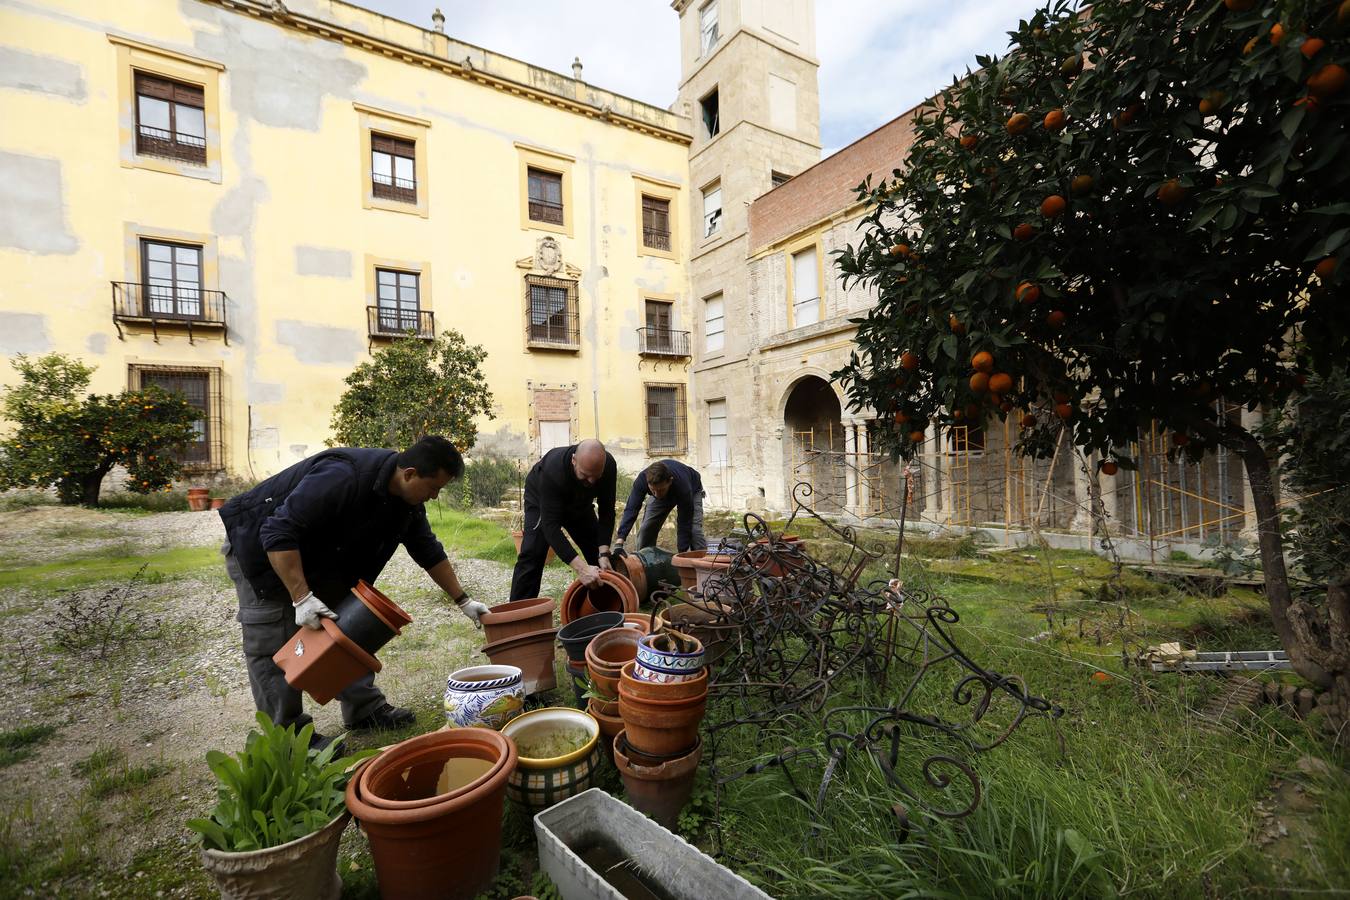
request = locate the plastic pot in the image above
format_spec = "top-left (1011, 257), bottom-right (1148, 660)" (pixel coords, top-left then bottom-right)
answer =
top-left (480, 597), bottom-right (556, 644)
top-left (200, 809), bottom-right (349, 900)
top-left (354, 581), bottom-right (412, 630)
top-left (501, 707), bottom-right (601, 812)
top-left (329, 592), bottom-right (397, 657)
top-left (557, 611), bottom-right (624, 663)
top-left (560, 571), bottom-right (638, 625)
top-left (613, 732), bottom-right (704, 831)
top-left (444, 664), bottom-right (526, 729)
top-left (616, 679), bottom-right (707, 758)
top-left (346, 728), bottom-right (517, 900)
top-left (272, 618), bottom-right (381, 705)
top-left (479, 628), bottom-right (559, 695)
top-left (619, 660), bottom-right (708, 702)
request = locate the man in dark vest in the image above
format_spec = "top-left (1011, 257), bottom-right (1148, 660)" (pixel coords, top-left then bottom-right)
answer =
top-left (219, 436), bottom-right (488, 747)
top-left (509, 439), bottom-right (617, 601)
top-left (613, 459), bottom-right (707, 553)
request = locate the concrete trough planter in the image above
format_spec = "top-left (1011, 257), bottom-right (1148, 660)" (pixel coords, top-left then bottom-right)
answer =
top-left (533, 788), bottom-right (770, 900)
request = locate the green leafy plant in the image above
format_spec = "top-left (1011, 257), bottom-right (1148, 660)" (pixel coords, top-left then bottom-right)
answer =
top-left (0, 354), bottom-right (199, 506)
top-left (458, 455), bottom-right (523, 509)
top-left (187, 712), bottom-right (378, 853)
top-left (329, 330), bottom-right (495, 452)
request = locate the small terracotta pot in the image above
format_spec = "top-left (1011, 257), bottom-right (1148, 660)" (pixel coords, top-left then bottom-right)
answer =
top-left (187, 487), bottom-right (209, 496)
top-left (588, 698), bottom-right (624, 760)
top-left (622, 612), bottom-right (653, 633)
top-left (512, 529), bottom-right (556, 564)
top-left (617, 677), bottom-right (707, 757)
top-left (188, 495), bottom-right (210, 512)
top-left (588, 695), bottom-right (619, 718)
top-left (444, 664), bottom-right (526, 729)
top-left (613, 731), bottom-right (703, 830)
top-left (560, 571), bottom-right (639, 625)
top-left (346, 728), bottom-right (516, 900)
top-left (557, 611), bottom-right (624, 662)
top-left (619, 660), bottom-right (708, 702)
top-left (208, 497), bottom-right (226, 510)
top-left (585, 626), bottom-right (642, 672)
top-left (479, 628), bottom-right (559, 695)
top-left (481, 597), bottom-right (556, 644)
top-left (272, 618), bottom-right (380, 705)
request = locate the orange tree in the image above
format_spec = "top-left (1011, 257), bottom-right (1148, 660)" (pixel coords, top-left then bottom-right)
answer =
top-left (835, 0), bottom-right (1350, 720)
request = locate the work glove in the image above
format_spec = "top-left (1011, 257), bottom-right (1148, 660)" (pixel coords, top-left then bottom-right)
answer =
top-left (610, 543), bottom-right (629, 562)
top-left (294, 592), bottom-right (338, 630)
top-left (456, 596), bottom-right (489, 629)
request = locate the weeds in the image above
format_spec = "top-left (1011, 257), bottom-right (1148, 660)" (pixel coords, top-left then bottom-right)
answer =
top-left (72, 746), bottom-right (168, 799)
top-left (0, 725), bottom-right (58, 768)
top-left (44, 566), bottom-right (163, 659)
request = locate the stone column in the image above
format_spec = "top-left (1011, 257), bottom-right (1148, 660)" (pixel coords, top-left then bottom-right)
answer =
top-left (856, 423), bottom-right (872, 514)
top-left (929, 423), bottom-right (951, 524)
top-left (1070, 452), bottom-right (1096, 534)
top-left (1240, 407), bottom-right (1263, 539)
top-left (922, 423), bottom-right (940, 523)
top-left (843, 423), bottom-right (859, 512)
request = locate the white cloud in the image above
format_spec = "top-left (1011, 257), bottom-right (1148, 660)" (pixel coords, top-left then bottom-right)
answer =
top-left (355, 0), bottom-right (1044, 151)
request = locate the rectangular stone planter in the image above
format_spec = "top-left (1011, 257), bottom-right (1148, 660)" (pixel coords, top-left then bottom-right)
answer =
top-left (533, 788), bottom-right (769, 900)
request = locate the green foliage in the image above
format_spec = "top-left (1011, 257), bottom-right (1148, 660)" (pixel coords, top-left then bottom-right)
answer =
top-left (1273, 366), bottom-right (1350, 587)
top-left (0, 724), bottom-right (58, 768)
top-left (0, 354), bottom-right (199, 506)
top-left (329, 330), bottom-right (495, 452)
top-left (187, 712), bottom-right (378, 852)
top-left (457, 454), bottom-right (523, 508)
top-left (835, 0), bottom-right (1348, 465)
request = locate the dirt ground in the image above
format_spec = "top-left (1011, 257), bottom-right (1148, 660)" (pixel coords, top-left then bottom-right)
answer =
top-left (0, 502), bottom-right (572, 898)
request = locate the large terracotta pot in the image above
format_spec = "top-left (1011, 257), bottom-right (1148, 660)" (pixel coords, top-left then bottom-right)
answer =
top-left (511, 530), bottom-right (556, 564)
top-left (479, 627), bottom-right (559, 695)
top-left (686, 550), bottom-right (737, 596)
top-left (618, 660), bottom-right (708, 702)
top-left (501, 707), bottom-right (601, 812)
top-left (613, 732), bottom-right (703, 831)
top-left (616, 678), bottom-right (707, 757)
top-left (617, 553), bottom-right (647, 603)
top-left (272, 619), bottom-right (380, 705)
top-left (671, 551), bottom-right (702, 589)
top-left (560, 571), bottom-right (639, 625)
top-left (659, 600), bottom-right (737, 666)
top-left (200, 809), bottom-right (350, 900)
top-left (752, 535), bottom-right (807, 576)
top-left (444, 664), bottom-right (526, 729)
top-left (346, 728), bottom-right (516, 900)
top-left (481, 597), bottom-right (555, 644)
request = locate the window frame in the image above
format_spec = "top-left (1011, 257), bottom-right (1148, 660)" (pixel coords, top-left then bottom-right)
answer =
top-left (524, 274), bottom-right (581, 351)
top-left (373, 267), bottom-right (422, 335)
top-left (527, 167), bottom-right (565, 226)
top-left (702, 180), bottom-right (723, 240)
top-left (356, 103), bottom-right (431, 218)
top-left (364, 255), bottom-right (433, 342)
top-left (644, 382), bottom-right (688, 455)
top-left (517, 144), bottom-right (575, 237)
top-left (134, 72), bottom-right (207, 165)
top-left (127, 364), bottom-right (223, 472)
top-left (633, 174), bottom-right (680, 260)
top-left (700, 87), bottom-right (721, 140)
top-left (785, 235), bottom-right (825, 330)
top-left (110, 35), bottom-right (223, 183)
top-left (370, 132), bottom-right (418, 204)
top-left (707, 398), bottom-right (729, 468)
top-left (699, 1), bottom-right (720, 57)
top-left (139, 238), bottom-right (205, 320)
top-left (703, 292), bottom-right (725, 355)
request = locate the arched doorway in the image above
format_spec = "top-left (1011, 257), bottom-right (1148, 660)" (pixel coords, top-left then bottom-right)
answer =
top-left (783, 376), bottom-right (846, 513)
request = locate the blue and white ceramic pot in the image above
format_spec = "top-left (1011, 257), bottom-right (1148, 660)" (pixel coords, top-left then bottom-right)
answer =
top-left (444, 664), bottom-right (525, 730)
top-left (635, 630), bottom-right (705, 678)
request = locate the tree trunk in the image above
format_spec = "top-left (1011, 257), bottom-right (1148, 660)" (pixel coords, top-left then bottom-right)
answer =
top-left (79, 465), bottom-right (109, 507)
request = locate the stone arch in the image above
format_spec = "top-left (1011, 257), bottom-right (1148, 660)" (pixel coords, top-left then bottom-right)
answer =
top-left (781, 373), bottom-right (847, 513)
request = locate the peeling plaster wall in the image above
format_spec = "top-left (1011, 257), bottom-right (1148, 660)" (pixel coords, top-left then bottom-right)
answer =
top-left (0, 152), bottom-right (79, 255)
top-left (0, 46), bottom-right (86, 100)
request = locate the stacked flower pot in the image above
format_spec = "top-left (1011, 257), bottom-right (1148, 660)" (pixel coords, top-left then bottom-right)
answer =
top-left (614, 630), bottom-right (707, 829)
top-left (583, 625), bottom-right (643, 758)
top-left (477, 596), bottom-right (558, 695)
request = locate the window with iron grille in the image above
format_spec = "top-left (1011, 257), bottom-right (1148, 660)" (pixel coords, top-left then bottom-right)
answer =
top-left (527, 167), bottom-right (564, 225)
top-left (375, 268), bottom-right (421, 334)
top-left (135, 72), bottom-right (206, 164)
top-left (645, 384), bottom-right (687, 453)
top-left (140, 239), bottom-right (203, 320)
top-left (700, 88), bottom-right (720, 139)
top-left (525, 275), bottom-right (579, 348)
top-left (371, 133), bottom-right (417, 203)
top-left (641, 195), bottom-right (671, 250)
top-left (129, 365), bottom-right (221, 471)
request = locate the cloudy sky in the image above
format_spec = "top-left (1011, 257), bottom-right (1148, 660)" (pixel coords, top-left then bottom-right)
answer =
top-left (359, 0), bottom-right (1044, 155)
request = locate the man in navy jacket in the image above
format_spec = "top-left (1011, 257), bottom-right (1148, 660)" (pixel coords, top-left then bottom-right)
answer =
top-left (614, 459), bottom-right (707, 553)
top-left (509, 439), bottom-right (617, 601)
top-left (219, 436), bottom-right (486, 745)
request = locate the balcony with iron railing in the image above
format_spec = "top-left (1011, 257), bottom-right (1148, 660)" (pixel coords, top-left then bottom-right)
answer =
top-left (367, 306), bottom-right (435, 340)
top-left (136, 125), bottom-right (207, 164)
top-left (528, 198), bottom-right (564, 225)
top-left (372, 173), bottom-right (417, 204)
top-left (111, 281), bottom-right (227, 344)
top-left (637, 327), bottom-right (691, 359)
top-left (642, 227), bottom-right (672, 251)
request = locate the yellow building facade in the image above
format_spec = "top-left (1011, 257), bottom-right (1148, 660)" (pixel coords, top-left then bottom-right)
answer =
top-left (0, 0), bottom-right (697, 478)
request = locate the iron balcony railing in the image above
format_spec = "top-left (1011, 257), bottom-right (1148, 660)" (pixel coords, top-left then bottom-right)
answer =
top-left (372, 173), bottom-right (417, 203)
top-left (637, 327), bottom-right (691, 358)
top-left (528, 198), bottom-right (564, 225)
top-left (367, 305), bottom-right (435, 340)
top-left (136, 124), bottom-right (207, 164)
top-left (111, 281), bottom-right (227, 344)
top-left (643, 227), bottom-right (672, 251)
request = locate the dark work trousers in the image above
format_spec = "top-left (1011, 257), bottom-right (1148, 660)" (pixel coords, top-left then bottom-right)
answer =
top-left (636, 490), bottom-right (708, 551)
top-left (222, 541), bottom-right (385, 730)
top-left (509, 504), bottom-right (601, 601)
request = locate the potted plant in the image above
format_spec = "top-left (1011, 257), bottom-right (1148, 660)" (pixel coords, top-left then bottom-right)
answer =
top-left (189, 712), bottom-right (378, 900)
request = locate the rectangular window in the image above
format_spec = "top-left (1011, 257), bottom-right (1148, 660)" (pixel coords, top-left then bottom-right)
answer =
top-left (371, 133), bottom-right (417, 204)
top-left (140, 239), bottom-right (203, 319)
top-left (525, 275), bottom-right (579, 348)
top-left (792, 245), bottom-right (820, 327)
top-left (374, 268), bottom-right (421, 334)
top-left (131, 366), bottom-right (218, 470)
top-left (134, 72), bottom-right (206, 164)
top-left (645, 384), bottom-right (688, 453)
top-left (708, 399), bottom-right (728, 467)
top-left (700, 88), bottom-right (720, 139)
top-left (644, 299), bottom-right (673, 353)
top-left (702, 183), bottom-right (722, 238)
top-left (704, 293), bottom-right (725, 353)
top-left (527, 167), bottom-right (565, 225)
top-left (641, 195), bottom-right (672, 251)
top-left (771, 170), bottom-right (791, 188)
top-left (700, 1), bottom-right (720, 56)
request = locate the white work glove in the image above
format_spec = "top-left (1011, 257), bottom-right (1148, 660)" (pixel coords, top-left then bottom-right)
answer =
top-left (456, 596), bottom-right (489, 629)
top-left (294, 592), bottom-right (338, 630)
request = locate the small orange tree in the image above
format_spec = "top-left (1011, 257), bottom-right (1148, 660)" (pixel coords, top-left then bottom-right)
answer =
top-left (835, 0), bottom-right (1349, 719)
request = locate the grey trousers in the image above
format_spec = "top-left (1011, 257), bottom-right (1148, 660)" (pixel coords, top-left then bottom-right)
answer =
top-left (222, 542), bottom-right (385, 730)
top-left (636, 491), bottom-right (708, 551)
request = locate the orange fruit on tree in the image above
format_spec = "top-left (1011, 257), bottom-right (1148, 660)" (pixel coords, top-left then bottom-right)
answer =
top-left (1016, 281), bottom-right (1041, 304)
top-left (1113, 103), bottom-right (1142, 129)
top-left (1243, 35), bottom-right (1260, 54)
top-left (1047, 310), bottom-right (1067, 328)
top-left (999, 400), bottom-right (1014, 413)
top-left (1198, 91), bottom-right (1225, 115)
top-left (1301, 37), bottom-right (1326, 58)
top-left (1294, 94), bottom-right (1322, 111)
top-left (1014, 223), bottom-right (1037, 241)
top-left (894, 410), bottom-right (910, 424)
top-left (890, 242), bottom-right (912, 257)
top-left (900, 351), bottom-right (919, 371)
top-left (1271, 22), bottom-right (1285, 46)
top-left (970, 372), bottom-right (991, 393)
top-left (1006, 112), bottom-right (1032, 135)
top-left (960, 133), bottom-right (979, 150)
top-left (971, 350), bottom-right (995, 373)
top-left (1157, 179), bottom-right (1188, 206)
top-left (1315, 256), bottom-right (1339, 279)
top-left (1043, 108), bottom-right (1066, 131)
top-left (950, 315), bottom-right (966, 335)
top-left (989, 372), bottom-right (1014, 395)
top-left (1041, 194), bottom-right (1067, 218)
top-left (1055, 402), bottom-right (1074, 420)
top-left (909, 430), bottom-right (925, 444)
top-left (952, 408), bottom-right (965, 422)
top-left (1070, 174), bottom-right (1094, 195)
top-left (1308, 64), bottom-right (1348, 98)
top-left (1224, 0), bottom-right (1255, 8)
top-left (1101, 461), bottom-right (1119, 476)
top-left (1020, 413), bottom-right (1037, 428)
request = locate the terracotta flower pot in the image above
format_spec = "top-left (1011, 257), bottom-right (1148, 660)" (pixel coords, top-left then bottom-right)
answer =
top-left (501, 708), bottom-right (601, 812)
top-left (588, 696), bottom-right (619, 718)
top-left (618, 660), bottom-right (708, 702)
top-left (480, 597), bottom-right (556, 644)
top-left (479, 628), bottom-right (559, 695)
top-left (752, 535), bottom-right (807, 576)
top-left (622, 612), bottom-right (653, 633)
top-left (272, 618), bottom-right (380, 705)
top-left (587, 699), bottom-right (624, 760)
top-left (354, 581), bottom-right (412, 630)
top-left (188, 495), bottom-right (211, 512)
top-left (560, 571), bottom-right (639, 625)
top-left (659, 601), bottom-right (736, 666)
top-left (616, 678), bottom-right (707, 757)
top-left (584, 626), bottom-right (642, 673)
top-left (444, 664), bottom-right (526, 730)
top-left (613, 731), bottom-right (703, 831)
top-left (557, 611), bottom-right (625, 662)
top-left (200, 809), bottom-right (350, 900)
top-left (617, 553), bottom-right (648, 603)
top-left (346, 728), bottom-right (516, 900)
top-left (209, 497), bottom-right (226, 510)
top-left (512, 530), bottom-right (556, 564)
top-left (686, 550), bottom-right (737, 596)
top-left (671, 551), bottom-right (703, 590)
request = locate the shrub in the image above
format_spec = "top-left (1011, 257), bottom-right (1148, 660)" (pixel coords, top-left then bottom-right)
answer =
top-left (461, 455), bottom-right (523, 508)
